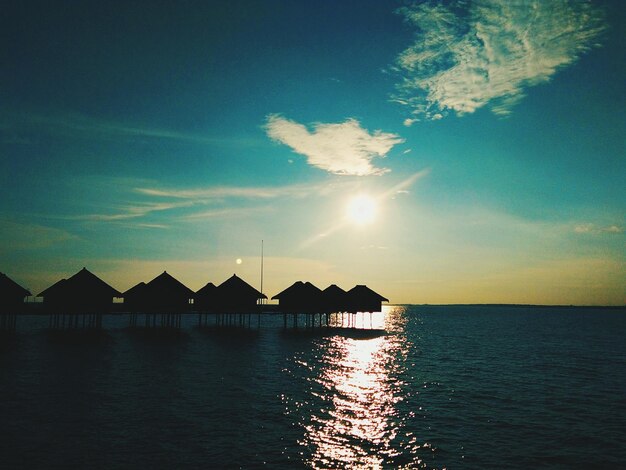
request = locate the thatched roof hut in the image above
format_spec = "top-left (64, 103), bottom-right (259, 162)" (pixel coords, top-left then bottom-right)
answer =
top-left (0, 273), bottom-right (31, 313)
top-left (215, 274), bottom-right (266, 312)
top-left (195, 282), bottom-right (217, 311)
top-left (345, 285), bottom-right (389, 313)
top-left (121, 282), bottom-right (147, 313)
top-left (123, 271), bottom-right (193, 313)
top-left (37, 268), bottom-right (120, 313)
top-left (272, 281), bottom-right (323, 313)
top-left (321, 284), bottom-right (348, 313)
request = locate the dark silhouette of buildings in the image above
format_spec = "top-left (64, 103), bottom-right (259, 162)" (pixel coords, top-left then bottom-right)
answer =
top-left (271, 281), bottom-right (387, 314)
top-left (345, 285), bottom-right (389, 313)
top-left (214, 274), bottom-right (267, 312)
top-left (123, 271), bottom-right (193, 328)
top-left (0, 273), bottom-right (31, 330)
top-left (37, 268), bottom-right (120, 313)
top-left (123, 271), bottom-right (193, 313)
top-left (321, 284), bottom-right (348, 312)
top-left (2, 264), bottom-right (390, 332)
top-left (195, 282), bottom-right (218, 312)
top-left (272, 281), bottom-right (323, 313)
top-left (0, 273), bottom-right (31, 312)
top-left (37, 268), bottom-right (121, 329)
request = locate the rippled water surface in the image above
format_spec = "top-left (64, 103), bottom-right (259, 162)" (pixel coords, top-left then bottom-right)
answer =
top-left (1, 306), bottom-right (625, 468)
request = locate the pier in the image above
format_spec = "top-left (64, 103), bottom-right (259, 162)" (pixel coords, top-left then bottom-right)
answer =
top-left (1, 269), bottom-right (388, 334)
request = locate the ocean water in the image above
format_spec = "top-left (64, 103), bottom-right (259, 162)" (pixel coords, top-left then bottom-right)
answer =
top-left (1, 305), bottom-right (625, 469)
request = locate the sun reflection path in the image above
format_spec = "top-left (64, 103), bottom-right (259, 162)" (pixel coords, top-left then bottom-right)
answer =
top-left (296, 306), bottom-right (423, 468)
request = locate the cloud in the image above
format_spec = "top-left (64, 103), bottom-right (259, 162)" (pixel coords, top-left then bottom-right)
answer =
top-left (0, 220), bottom-right (76, 251)
top-left (574, 224), bottom-right (624, 234)
top-left (2, 111), bottom-right (261, 147)
top-left (393, 0), bottom-right (606, 119)
top-left (135, 183), bottom-right (326, 200)
top-left (79, 180), bottom-right (354, 224)
top-left (265, 114), bottom-right (404, 176)
top-left (81, 201), bottom-right (193, 221)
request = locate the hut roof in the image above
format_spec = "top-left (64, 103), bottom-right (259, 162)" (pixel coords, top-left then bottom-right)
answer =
top-left (38, 268), bottom-right (121, 298)
top-left (122, 282), bottom-right (147, 297)
top-left (0, 273), bottom-right (31, 298)
top-left (322, 284), bottom-right (347, 302)
top-left (346, 285), bottom-right (389, 302)
top-left (37, 278), bottom-right (67, 298)
top-left (145, 271), bottom-right (193, 296)
top-left (217, 274), bottom-right (267, 299)
top-left (196, 282), bottom-right (217, 296)
top-left (272, 281), bottom-right (321, 300)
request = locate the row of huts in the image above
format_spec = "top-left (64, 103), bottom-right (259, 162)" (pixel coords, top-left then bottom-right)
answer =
top-left (1, 268), bottom-right (388, 315)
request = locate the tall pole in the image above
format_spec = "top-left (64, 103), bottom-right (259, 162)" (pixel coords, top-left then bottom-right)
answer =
top-left (260, 239), bottom-right (264, 304)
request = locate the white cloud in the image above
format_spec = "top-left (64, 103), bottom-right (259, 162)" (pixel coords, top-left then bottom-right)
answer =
top-left (265, 114), bottom-right (404, 176)
top-left (575, 223), bottom-right (624, 234)
top-left (393, 0), bottom-right (606, 119)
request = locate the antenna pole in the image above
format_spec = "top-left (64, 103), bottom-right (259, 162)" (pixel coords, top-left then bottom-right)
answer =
top-left (260, 239), bottom-right (264, 304)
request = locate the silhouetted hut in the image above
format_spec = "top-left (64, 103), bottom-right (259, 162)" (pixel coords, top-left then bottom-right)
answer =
top-left (0, 273), bottom-right (31, 330)
top-left (123, 272), bottom-right (193, 328)
top-left (272, 281), bottom-right (323, 313)
top-left (345, 285), bottom-right (388, 313)
top-left (37, 268), bottom-right (120, 313)
top-left (321, 284), bottom-right (348, 313)
top-left (122, 282), bottom-right (147, 312)
top-left (130, 271), bottom-right (193, 313)
top-left (215, 274), bottom-right (266, 312)
top-left (0, 273), bottom-right (31, 312)
top-left (37, 268), bottom-right (120, 328)
top-left (195, 282), bottom-right (217, 312)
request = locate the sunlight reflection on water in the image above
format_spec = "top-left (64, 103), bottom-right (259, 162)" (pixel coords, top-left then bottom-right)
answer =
top-left (285, 306), bottom-right (429, 468)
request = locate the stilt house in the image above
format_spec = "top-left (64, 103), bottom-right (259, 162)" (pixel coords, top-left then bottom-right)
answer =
top-left (123, 271), bottom-right (193, 313)
top-left (272, 281), bottom-right (323, 313)
top-left (0, 273), bottom-right (31, 313)
top-left (215, 274), bottom-right (266, 312)
top-left (195, 282), bottom-right (217, 312)
top-left (345, 285), bottom-right (388, 313)
top-left (321, 284), bottom-right (348, 313)
top-left (37, 268), bottom-right (120, 313)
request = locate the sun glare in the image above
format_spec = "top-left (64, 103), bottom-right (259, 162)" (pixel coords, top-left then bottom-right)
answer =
top-left (347, 194), bottom-right (377, 226)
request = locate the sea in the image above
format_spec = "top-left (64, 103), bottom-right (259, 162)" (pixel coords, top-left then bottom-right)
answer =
top-left (1, 305), bottom-right (625, 469)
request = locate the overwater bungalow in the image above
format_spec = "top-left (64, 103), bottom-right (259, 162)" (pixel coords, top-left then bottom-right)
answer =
top-left (345, 285), bottom-right (389, 313)
top-left (195, 281), bottom-right (218, 312)
top-left (37, 268), bottom-right (121, 328)
top-left (215, 274), bottom-right (266, 312)
top-left (272, 281), bottom-right (323, 313)
top-left (38, 268), bottom-right (120, 313)
top-left (0, 273), bottom-right (31, 330)
top-left (127, 271), bottom-right (194, 313)
top-left (122, 272), bottom-right (193, 328)
top-left (0, 273), bottom-right (31, 312)
top-left (321, 284), bottom-right (348, 313)
top-left (195, 281), bottom-right (218, 327)
top-left (122, 282), bottom-right (147, 313)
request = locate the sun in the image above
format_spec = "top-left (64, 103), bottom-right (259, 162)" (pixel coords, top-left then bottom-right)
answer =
top-left (346, 194), bottom-right (377, 226)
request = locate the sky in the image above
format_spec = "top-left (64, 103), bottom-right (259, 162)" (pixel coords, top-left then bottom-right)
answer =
top-left (1, 0), bottom-right (624, 305)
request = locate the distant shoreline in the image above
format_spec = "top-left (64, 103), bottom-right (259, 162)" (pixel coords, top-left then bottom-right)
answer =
top-left (404, 303), bottom-right (626, 310)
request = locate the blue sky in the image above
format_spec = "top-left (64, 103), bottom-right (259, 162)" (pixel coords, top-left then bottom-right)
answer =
top-left (1, 0), bottom-right (624, 305)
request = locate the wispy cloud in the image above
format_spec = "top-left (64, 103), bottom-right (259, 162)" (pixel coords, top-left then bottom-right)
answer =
top-left (183, 206), bottom-right (272, 221)
top-left (135, 182), bottom-right (330, 200)
top-left (574, 223), bottom-right (624, 234)
top-left (0, 220), bottom-right (76, 251)
top-left (393, 0), bottom-right (606, 121)
top-left (81, 180), bottom-right (351, 224)
top-left (265, 114), bottom-right (404, 175)
top-left (81, 201), bottom-right (193, 221)
top-left (2, 111), bottom-right (260, 146)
